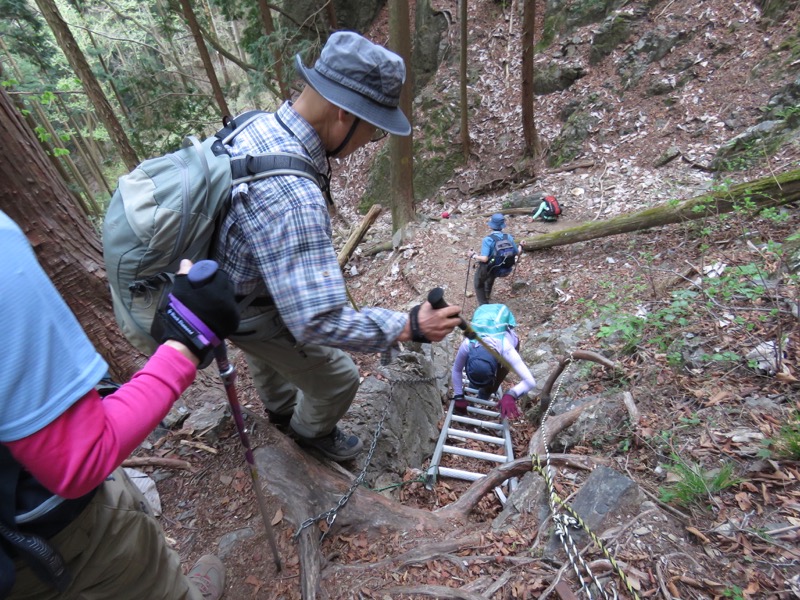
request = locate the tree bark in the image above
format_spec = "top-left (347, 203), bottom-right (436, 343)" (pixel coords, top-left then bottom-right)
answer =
top-left (0, 86), bottom-right (143, 381)
top-left (257, 0), bottom-right (290, 99)
top-left (389, 0), bottom-right (416, 235)
top-left (34, 0), bottom-right (139, 170)
top-left (521, 169), bottom-right (800, 252)
top-left (521, 0), bottom-right (541, 158)
top-left (459, 0), bottom-right (470, 160)
top-left (324, 0), bottom-right (338, 30)
top-left (176, 0), bottom-right (231, 118)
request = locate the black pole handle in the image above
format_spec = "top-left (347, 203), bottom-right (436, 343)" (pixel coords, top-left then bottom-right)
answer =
top-left (185, 259), bottom-right (229, 361)
top-left (427, 287), bottom-right (447, 309)
top-left (427, 287), bottom-right (467, 331)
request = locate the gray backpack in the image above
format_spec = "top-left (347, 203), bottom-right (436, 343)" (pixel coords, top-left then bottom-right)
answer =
top-left (102, 111), bottom-right (328, 354)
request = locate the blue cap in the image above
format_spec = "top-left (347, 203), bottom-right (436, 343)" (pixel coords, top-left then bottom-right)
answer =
top-left (488, 213), bottom-right (506, 230)
top-left (466, 346), bottom-right (498, 387)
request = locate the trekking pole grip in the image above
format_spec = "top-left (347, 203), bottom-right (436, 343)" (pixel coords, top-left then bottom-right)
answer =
top-left (427, 287), bottom-right (447, 310)
top-left (427, 288), bottom-right (467, 331)
top-left (187, 260), bottom-right (230, 363)
top-left (187, 259), bottom-right (220, 287)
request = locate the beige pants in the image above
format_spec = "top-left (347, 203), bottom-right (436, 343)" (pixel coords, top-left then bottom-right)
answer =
top-left (231, 307), bottom-right (360, 439)
top-left (9, 469), bottom-right (202, 600)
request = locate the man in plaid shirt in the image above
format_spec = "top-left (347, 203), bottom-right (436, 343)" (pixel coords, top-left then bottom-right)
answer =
top-left (214, 31), bottom-right (462, 462)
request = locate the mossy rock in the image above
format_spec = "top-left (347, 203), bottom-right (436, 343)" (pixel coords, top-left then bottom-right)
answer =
top-left (359, 92), bottom-right (466, 212)
top-left (542, 0), bottom-right (627, 45)
top-left (589, 11), bottom-right (636, 65)
top-left (535, 63), bottom-right (587, 95)
top-left (547, 110), bottom-right (600, 167)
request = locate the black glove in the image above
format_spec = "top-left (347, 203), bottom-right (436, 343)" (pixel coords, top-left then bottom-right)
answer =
top-left (153, 268), bottom-right (240, 367)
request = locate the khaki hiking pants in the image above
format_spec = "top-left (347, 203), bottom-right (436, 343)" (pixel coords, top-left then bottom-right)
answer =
top-left (230, 307), bottom-right (360, 439)
top-left (9, 469), bottom-right (202, 600)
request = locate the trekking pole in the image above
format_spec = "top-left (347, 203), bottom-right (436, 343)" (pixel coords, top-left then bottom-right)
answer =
top-left (188, 261), bottom-right (282, 572)
top-left (428, 287), bottom-right (528, 383)
top-left (463, 252), bottom-right (474, 307)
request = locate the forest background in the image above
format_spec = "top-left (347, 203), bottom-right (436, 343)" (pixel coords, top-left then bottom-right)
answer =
top-left (1, 0), bottom-right (800, 598)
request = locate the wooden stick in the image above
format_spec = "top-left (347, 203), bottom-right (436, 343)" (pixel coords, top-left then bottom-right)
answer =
top-left (337, 204), bottom-right (382, 268)
top-left (122, 456), bottom-right (193, 470)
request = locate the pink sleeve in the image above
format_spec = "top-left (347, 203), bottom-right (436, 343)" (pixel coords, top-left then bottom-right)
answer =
top-left (6, 345), bottom-right (196, 499)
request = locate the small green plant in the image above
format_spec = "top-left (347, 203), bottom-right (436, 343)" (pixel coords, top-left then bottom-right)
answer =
top-left (759, 412), bottom-right (800, 460)
top-left (721, 585), bottom-right (745, 600)
top-left (597, 313), bottom-right (645, 353)
top-left (659, 453), bottom-right (741, 509)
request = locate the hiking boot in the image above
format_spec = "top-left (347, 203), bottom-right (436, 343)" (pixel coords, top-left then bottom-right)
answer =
top-left (292, 425), bottom-right (364, 462)
top-left (187, 554), bottom-right (225, 600)
top-left (267, 410), bottom-right (292, 432)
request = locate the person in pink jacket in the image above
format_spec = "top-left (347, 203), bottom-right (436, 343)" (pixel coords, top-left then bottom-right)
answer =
top-left (0, 210), bottom-right (240, 600)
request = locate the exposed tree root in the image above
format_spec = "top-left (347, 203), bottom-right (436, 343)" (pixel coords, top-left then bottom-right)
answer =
top-left (253, 391), bottom-right (612, 598)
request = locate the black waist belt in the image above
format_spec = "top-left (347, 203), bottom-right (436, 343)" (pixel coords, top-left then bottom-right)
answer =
top-left (16, 487), bottom-right (97, 541)
top-left (235, 295), bottom-right (275, 307)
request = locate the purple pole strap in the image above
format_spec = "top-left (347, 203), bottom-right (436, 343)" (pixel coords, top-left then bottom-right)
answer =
top-left (167, 293), bottom-right (220, 347)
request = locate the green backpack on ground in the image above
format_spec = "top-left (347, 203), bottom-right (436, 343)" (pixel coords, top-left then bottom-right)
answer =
top-left (102, 111), bottom-right (327, 354)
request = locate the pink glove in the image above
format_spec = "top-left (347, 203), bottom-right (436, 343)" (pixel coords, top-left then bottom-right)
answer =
top-left (499, 393), bottom-right (520, 419)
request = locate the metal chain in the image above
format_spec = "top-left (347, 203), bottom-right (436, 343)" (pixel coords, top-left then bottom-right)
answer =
top-left (536, 354), bottom-right (638, 600)
top-left (293, 364), bottom-right (437, 543)
top-left (540, 354), bottom-right (613, 600)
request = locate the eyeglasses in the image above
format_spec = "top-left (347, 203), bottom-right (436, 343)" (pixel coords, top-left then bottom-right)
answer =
top-left (370, 127), bottom-right (388, 143)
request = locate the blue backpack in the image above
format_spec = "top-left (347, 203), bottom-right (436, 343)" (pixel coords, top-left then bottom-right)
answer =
top-left (487, 233), bottom-right (517, 277)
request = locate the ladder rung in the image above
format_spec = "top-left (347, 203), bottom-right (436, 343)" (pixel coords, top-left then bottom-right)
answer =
top-left (466, 406), bottom-right (501, 418)
top-left (450, 415), bottom-right (504, 430)
top-left (442, 444), bottom-right (509, 463)
top-left (437, 466), bottom-right (485, 481)
top-left (446, 428), bottom-right (505, 445)
top-left (463, 396), bottom-right (498, 408)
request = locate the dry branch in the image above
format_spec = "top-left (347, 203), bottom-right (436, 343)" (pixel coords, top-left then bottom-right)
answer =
top-left (520, 168), bottom-right (800, 251)
top-left (385, 585), bottom-right (489, 599)
top-left (438, 453), bottom-right (603, 520)
top-left (122, 456), bottom-right (193, 470)
top-left (337, 204), bottom-right (382, 268)
top-left (539, 350), bottom-right (618, 407)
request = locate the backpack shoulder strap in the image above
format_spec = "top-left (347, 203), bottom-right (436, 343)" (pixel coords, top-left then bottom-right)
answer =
top-left (214, 110), bottom-right (267, 143)
top-left (229, 152), bottom-right (326, 190)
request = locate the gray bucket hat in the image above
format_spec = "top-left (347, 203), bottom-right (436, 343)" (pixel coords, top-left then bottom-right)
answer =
top-left (295, 31), bottom-right (411, 136)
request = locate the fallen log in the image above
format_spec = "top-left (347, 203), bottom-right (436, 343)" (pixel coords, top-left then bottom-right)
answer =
top-left (520, 168), bottom-right (800, 251)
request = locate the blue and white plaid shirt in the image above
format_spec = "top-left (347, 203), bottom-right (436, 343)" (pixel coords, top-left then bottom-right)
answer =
top-left (215, 102), bottom-right (407, 352)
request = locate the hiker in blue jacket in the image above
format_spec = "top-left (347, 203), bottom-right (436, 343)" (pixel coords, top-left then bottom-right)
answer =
top-left (214, 31), bottom-right (462, 462)
top-left (472, 213), bottom-right (521, 306)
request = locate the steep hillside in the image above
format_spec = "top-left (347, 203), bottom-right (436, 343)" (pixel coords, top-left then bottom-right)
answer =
top-left (149, 2), bottom-right (800, 598)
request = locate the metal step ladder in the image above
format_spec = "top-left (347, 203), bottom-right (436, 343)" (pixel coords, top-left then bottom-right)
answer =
top-left (425, 382), bottom-right (518, 504)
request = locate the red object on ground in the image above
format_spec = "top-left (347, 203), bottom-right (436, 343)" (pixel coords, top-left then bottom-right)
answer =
top-left (441, 211), bottom-right (450, 218)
